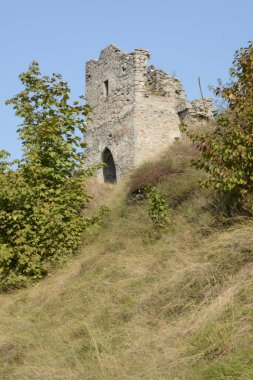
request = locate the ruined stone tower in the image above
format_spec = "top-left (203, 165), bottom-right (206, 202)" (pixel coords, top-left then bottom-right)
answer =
top-left (85, 45), bottom-right (212, 182)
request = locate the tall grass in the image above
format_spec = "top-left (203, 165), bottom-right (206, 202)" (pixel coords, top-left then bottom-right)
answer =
top-left (0, 141), bottom-right (252, 379)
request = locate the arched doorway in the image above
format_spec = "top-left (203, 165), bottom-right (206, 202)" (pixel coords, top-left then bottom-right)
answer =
top-left (102, 148), bottom-right (117, 183)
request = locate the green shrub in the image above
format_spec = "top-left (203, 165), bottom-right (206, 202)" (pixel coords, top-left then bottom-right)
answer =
top-left (181, 41), bottom-right (253, 202)
top-left (0, 62), bottom-right (95, 290)
top-left (145, 185), bottom-right (169, 227)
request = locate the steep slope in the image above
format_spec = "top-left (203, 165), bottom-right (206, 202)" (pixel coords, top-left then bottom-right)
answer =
top-left (0, 142), bottom-right (252, 380)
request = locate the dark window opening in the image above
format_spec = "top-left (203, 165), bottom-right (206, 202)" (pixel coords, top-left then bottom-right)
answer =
top-left (102, 148), bottom-right (116, 183)
top-left (104, 80), bottom-right (109, 97)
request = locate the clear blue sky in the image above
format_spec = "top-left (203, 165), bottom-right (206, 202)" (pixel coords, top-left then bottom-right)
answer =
top-left (0, 0), bottom-right (252, 159)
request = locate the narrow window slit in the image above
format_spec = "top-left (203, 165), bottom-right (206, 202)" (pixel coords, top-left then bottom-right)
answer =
top-left (104, 80), bottom-right (109, 97)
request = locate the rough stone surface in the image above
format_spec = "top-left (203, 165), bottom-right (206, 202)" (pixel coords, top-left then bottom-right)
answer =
top-left (85, 45), bottom-right (212, 182)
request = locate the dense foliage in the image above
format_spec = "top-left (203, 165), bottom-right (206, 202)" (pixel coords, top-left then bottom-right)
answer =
top-left (181, 42), bottom-right (253, 201)
top-left (0, 62), bottom-right (94, 289)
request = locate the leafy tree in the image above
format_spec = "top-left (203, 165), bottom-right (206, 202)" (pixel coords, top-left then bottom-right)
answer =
top-left (0, 62), bottom-right (95, 289)
top-left (181, 42), bottom-right (253, 201)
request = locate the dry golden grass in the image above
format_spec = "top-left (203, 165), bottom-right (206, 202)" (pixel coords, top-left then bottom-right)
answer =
top-left (0, 142), bottom-right (252, 379)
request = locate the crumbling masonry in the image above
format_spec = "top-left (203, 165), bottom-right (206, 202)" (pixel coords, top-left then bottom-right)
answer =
top-left (85, 45), bottom-right (212, 182)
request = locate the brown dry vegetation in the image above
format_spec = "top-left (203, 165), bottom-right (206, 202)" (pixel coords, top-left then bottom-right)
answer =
top-left (0, 141), bottom-right (252, 379)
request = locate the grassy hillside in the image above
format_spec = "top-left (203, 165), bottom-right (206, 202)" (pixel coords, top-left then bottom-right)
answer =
top-left (0, 142), bottom-right (252, 379)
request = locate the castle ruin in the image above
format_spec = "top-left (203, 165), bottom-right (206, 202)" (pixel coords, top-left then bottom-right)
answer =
top-left (85, 45), bottom-right (212, 182)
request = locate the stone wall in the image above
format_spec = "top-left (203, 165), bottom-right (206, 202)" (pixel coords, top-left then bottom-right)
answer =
top-left (178, 98), bottom-right (213, 129)
top-left (85, 45), bottom-right (136, 181)
top-left (85, 45), bottom-right (212, 182)
top-left (133, 65), bottom-right (187, 166)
